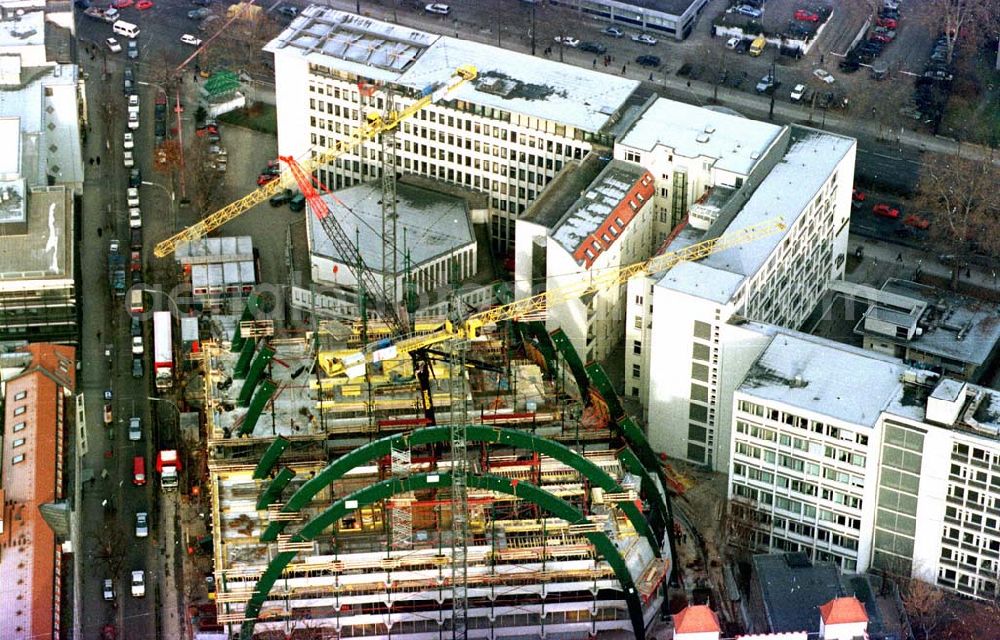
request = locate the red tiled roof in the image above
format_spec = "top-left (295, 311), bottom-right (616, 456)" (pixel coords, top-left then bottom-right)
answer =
top-left (674, 604), bottom-right (722, 634)
top-left (0, 344), bottom-right (75, 640)
top-left (819, 597), bottom-right (869, 625)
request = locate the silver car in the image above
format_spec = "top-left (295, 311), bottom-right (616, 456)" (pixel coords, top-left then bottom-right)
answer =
top-left (135, 511), bottom-right (149, 537)
top-left (128, 416), bottom-right (141, 441)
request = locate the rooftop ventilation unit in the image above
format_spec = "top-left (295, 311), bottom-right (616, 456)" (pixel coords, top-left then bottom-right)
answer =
top-left (695, 133), bottom-right (710, 143)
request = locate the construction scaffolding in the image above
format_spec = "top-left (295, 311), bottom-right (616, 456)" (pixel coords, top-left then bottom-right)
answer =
top-left (204, 298), bottom-right (672, 640)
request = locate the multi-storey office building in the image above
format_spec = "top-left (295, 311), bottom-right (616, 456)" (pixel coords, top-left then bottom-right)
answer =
top-left (515, 158), bottom-right (655, 363)
top-left (730, 329), bottom-right (1000, 601)
top-left (547, 0), bottom-right (712, 40)
top-left (626, 123), bottom-right (856, 471)
top-left (265, 6), bottom-right (640, 253)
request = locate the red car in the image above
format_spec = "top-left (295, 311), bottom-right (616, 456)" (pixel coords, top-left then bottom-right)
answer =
top-left (257, 174), bottom-right (277, 187)
top-left (872, 32), bottom-right (894, 43)
top-left (903, 215), bottom-right (930, 230)
top-left (873, 203), bottom-right (900, 219)
top-left (877, 17), bottom-right (897, 29)
top-left (136, 0), bottom-right (154, 8)
top-left (852, 188), bottom-right (866, 202)
top-left (794, 9), bottom-right (820, 22)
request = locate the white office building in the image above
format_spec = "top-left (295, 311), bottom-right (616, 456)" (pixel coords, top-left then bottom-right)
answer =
top-left (265, 6), bottom-right (639, 252)
top-left (730, 329), bottom-right (1000, 601)
top-left (623, 110), bottom-right (856, 472)
top-left (515, 159), bottom-right (655, 363)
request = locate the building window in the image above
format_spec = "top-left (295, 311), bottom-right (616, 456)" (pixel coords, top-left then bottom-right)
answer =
top-left (633, 341), bottom-right (642, 355)
top-left (692, 343), bottom-right (710, 361)
top-left (632, 364), bottom-right (641, 378)
top-left (689, 403), bottom-right (708, 422)
top-left (13, 438), bottom-right (25, 448)
top-left (690, 384), bottom-right (708, 403)
top-left (693, 320), bottom-right (711, 340)
top-left (13, 422), bottom-right (25, 432)
top-left (12, 454), bottom-right (24, 464)
top-left (14, 406), bottom-right (26, 416)
top-left (13, 390), bottom-right (26, 401)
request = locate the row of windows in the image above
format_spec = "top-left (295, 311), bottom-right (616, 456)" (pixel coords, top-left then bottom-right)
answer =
top-left (953, 442), bottom-right (1000, 467)
top-left (736, 401), bottom-right (869, 447)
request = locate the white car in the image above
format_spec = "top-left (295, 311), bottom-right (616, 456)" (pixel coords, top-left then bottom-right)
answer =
top-left (632, 33), bottom-right (657, 45)
top-left (128, 207), bottom-right (142, 228)
top-left (132, 335), bottom-right (144, 355)
top-left (131, 570), bottom-right (145, 598)
top-left (123, 150), bottom-right (134, 168)
top-left (102, 578), bottom-right (115, 601)
top-left (128, 94), bottom-right (139, 113)
top-left (180, 33), bottom-right (202, 46)
top-left (790, 83), bottom-right (807, 102)
top-left (813, 69), bottom-right (835, 84)
top-left (105, 37), bottom-right (121, 53)
top-left (424, 3), bottom-right (449, 15)
top-left (128, 416), bottom-right (141, 441)
top-left (602, 26), bottom-right (624, 38)
top-left (553, 36), bottom-right (579, 47)
top-left (726, 36), bottom-right (742, 49)
top-left (127, 187), bottom-right (140, 207)
top-left (123, 132), bottom-right (134, 150)
top-left (127, 111), bottom-right (139, 130)
top-left (735, 4), bottom-right (762, 18)
top-left (135, 512), bottom-right (148, 538)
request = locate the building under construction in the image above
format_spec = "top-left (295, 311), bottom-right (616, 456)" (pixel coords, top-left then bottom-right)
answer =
top-left (204, 294), bottom-right (673, 639)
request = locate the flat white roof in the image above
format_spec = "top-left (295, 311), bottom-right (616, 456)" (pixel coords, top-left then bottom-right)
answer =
top-left (266, 6), bottom-right (639, 133)
top-left (309, 181), bottom-right (473, 272)
top-left (739, 332), bottom-right (907, 428)
top-left (619, 98), bottom-right (782, 175)
top-left (0, 116), bottom-right (20, 175)
top-left (0, 10), bottom-right (44, 48)
top-left (658, 127), bottom-right (854, 302)
top-left (656, 260), bottom-right (745, 304)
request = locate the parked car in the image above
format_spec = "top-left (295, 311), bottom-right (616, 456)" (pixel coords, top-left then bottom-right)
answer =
top-left (726, 36), bottom-right (742, 49)
top-left (132, 357), bottom-right (143, 379)
top-left (635, 54), bottom-right (661, 67)
top-left (135, 512), bottom-right (148, 538)
top-left (579, 41), bottom-right (607, 54)
top-left (269, 189), bottom-right (293, 207)
top-left (632, 33), bottom-right (657, 45)
top-left (813, 69), bottom-right (835, 84)
top-left (131, 570), bottom-right (145, 598)
top-left (127, 111), bottom-right (139, 130)
top-left (123, 150), bottom-right (134, 168)
top-left (903, 214), bottom-right (930, 230)
top-left (852, 188), bottom-right (866, 204)
top-left (123, 132), bottom-right (134, 150)
top-left (288, 193), bottom-right (306, 212)
top-left (602, 26), bottom-right (624, 38)
top-left (131, 316), bottom-right (142, 337)
top-left (755, 73), bottom-right (775, 93)
top-left (735, 5), bottom-right (762, 18)
top-left (873, 203), bottom-right (900, 219)
top-left (127, 39), bottom-right (138, 59)
top-left (277, 5), bottom-right (296, 16)
top-left (187, 7), bottom-right (209, 18)
top-left (180, 33), bottom-right (202, 46)
top-left (794, 9), bottom-right (820, 22)
top-left (553, 36), bottom-right (580, 47)
top-left (871, 32), bottom-right (894, 44)
top-left (790, 83), bottom-right (807, 102)
top-left (103, 579), bottom-right (115, 601)
top-left (105, 37), bottom-right (122, 53)
top-left (423, 3), bottom-right (449, 15)
top-left (127, 187), bottom-right (139, 207)
top-left (128, 168), bottom-right (142, 188)
top-left (128, 416), bottom-right (141, 441)
top-left (123, 66), bottom-right (134, 94)
top-left (877, 17), bottom-right (897, 29)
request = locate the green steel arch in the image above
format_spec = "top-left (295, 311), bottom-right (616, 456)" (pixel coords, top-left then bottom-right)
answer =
top-left (240, 473), bottom-right (648, 640)
top-left (260, 425), bottom-right (659, 555)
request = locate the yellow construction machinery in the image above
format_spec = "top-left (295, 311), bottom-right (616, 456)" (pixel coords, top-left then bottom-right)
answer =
top-left (152, 65), bottom-right (479, 258)
top-left (317, 217), bottom-right (786, 377)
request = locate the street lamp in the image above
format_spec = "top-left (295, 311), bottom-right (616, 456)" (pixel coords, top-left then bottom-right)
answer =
top-left (141, 180), bottom-right (177, 230)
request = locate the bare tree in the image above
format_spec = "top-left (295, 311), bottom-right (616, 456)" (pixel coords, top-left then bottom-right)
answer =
top-left (903, 578), bottom-right (950, 640)
top-left (185, 135), bottom-right (225, 214)
top-left (918, 0), bottom-right (1000, 64)
top-left (912, 152), bottom-right (1000, 287)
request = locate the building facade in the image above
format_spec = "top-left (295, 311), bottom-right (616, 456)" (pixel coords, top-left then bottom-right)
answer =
top-left (265, 6), bottom-right (639, 253)
top-left (515, 159), bottom-right (655, 363)
top-left (729, 330), bottom-right (1000, 601)
top-left (626, 122), bottom-right (856, 472)
top-left (547, 0), bottom-right (712, 40)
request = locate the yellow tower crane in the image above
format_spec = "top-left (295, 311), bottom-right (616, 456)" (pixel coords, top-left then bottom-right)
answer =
top-left (317, 217), bottom-right (787, 377)
top-left (152, 65), bottom-right (479, 258)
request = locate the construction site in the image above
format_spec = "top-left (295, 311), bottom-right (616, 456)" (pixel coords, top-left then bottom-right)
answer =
top-left (200, 295), bottom-right (674, 639)
top-left (139, 53), bottom-right (762, 640)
